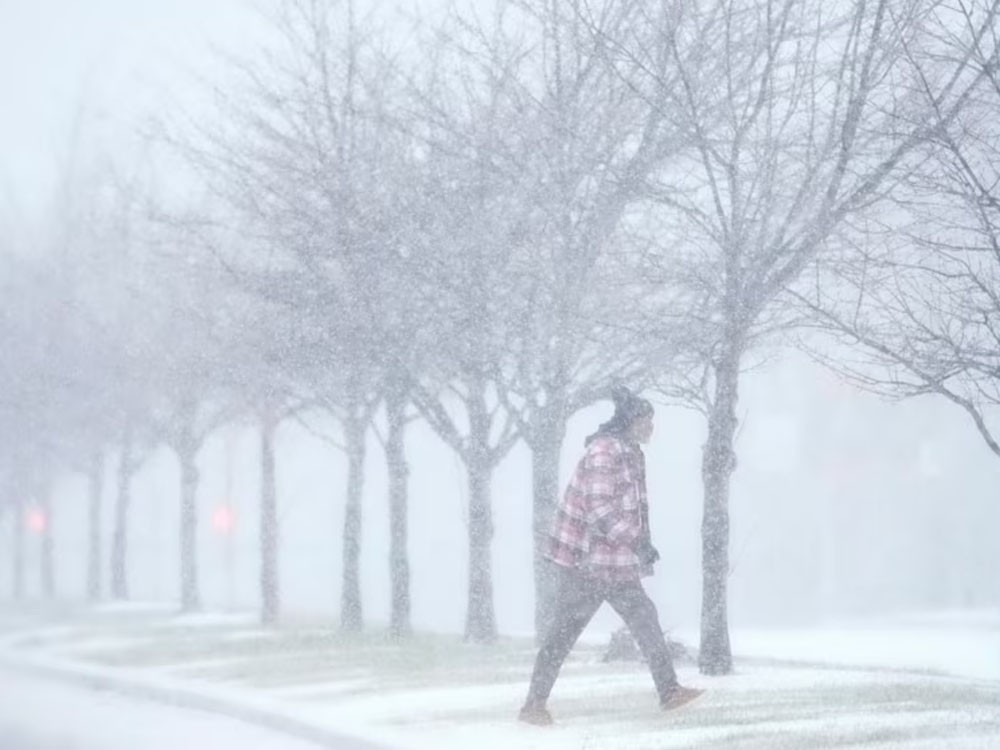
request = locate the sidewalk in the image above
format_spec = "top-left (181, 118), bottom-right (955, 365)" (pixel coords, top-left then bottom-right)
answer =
top-left (2, 603), bottom-right (999, 750)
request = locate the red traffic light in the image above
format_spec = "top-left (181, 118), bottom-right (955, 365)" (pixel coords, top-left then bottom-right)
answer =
top-left (211, 504), bottom-right (236, 534)
top-left (26, 508), bottom-right (48, 534)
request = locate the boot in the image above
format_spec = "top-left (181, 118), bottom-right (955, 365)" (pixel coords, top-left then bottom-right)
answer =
top-left (518, 701), bottom-right (554, 726)
top-left (661, 685), bottom-right (704, 711)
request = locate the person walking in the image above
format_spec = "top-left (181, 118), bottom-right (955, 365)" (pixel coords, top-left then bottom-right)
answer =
top-left (519, 387), bottom-right (703, 725)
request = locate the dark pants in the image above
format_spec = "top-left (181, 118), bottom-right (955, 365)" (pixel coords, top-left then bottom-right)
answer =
top-left (525, 568), bottom-right (678, 704)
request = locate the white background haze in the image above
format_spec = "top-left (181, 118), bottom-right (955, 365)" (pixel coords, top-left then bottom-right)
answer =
top-left (1, 0), bottom-right (999, 640)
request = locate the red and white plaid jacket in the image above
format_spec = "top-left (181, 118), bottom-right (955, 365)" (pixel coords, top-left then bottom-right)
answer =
top-left (544, 434), bottom-right (653, 581)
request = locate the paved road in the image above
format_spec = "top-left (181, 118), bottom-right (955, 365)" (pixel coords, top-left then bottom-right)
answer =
top-left (0, 666), bottom-right (376, 750)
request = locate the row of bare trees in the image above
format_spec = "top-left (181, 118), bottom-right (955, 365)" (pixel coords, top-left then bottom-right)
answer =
top-left (3, 0), bottom-right (999, 676)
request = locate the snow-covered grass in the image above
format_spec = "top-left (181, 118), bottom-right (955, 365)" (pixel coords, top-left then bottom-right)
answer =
top-left (1, 669), bottom-right (334, 750)
top-left (729, 624), bottom-right (1000, 681)
top-left (88, 600), bottom-right (178, 615)
top-left (1, 605), bottom-right (998, 749)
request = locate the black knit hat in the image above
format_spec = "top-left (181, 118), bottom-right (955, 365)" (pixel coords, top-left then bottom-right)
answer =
top-left (585, 386), bottom-right (654, 445)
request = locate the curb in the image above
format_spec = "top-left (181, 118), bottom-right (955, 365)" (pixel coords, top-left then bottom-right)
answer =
top-left (0, 650), bottom-right (397, 750)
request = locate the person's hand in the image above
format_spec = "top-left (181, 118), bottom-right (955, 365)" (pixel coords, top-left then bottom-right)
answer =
top-left (635, 539), bottom-right (660, 565)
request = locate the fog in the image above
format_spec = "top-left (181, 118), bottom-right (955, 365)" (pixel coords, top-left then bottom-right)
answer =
top-left (5, 350), bottom-right (997, 635)
top-left (3, 0), bottom-right (1000, 635)
top-left (4, 3), bottom-right (1000, 748)
top-left (0, 0), bottom-right (1000, 680)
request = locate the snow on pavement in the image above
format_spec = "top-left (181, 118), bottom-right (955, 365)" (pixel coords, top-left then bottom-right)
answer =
top-left (0, 666), bottom-right (379, 750)
top-left (2, 607), bottom-right (999, 750)
top-left (319, 663), bottom-right (1000, 750)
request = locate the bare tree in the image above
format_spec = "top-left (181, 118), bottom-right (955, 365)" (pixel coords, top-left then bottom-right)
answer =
top-left (118, 216), bottom-right (249, 612)
top-left (798, 0), bottom-right (1000, 459)
top-left (110, 421), bottom-right (156, 601)
top-left (366, 370), bottom-right (418, 637)
top-left (69, 165), bottom-right (164, 604)
top-left (612, 0), bottom-right (998, 673)
top-left (398, 5), bottom-right (563, 641)
top-left (11, 496), bottom-right (24, 600)
top-left (109, 430), bottom-right (133, 600)
top-left (383, 376), bottom-right (412, 637)
top-left (0, 264), bottom-right (37, 601)
top-left (175, 0), bottom-right (423, 630)
top-left (478, 0), bottom-right (720, 639)
top-left (258, 401), bottom-right (281, 624)
top-left (18, 147), bottom-right (168, 604)
top-left (0, 226), bottom-right (119, 603)
top-left (38, 481), bottom-right (55, 599)
top-left (86, 448), bottom-right (104, 601)
top-left (235, 304), bottom-right (320, 626)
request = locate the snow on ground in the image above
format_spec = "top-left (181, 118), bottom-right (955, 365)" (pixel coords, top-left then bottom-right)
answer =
top-left (288, 662), bottom-right (999, 750)
top-left (0, 667), bottom-right (368, 750)
top-left (876, 608), bottom-right (1000, 629)
top-left (724, 610), bottom-right (1000, 682)
top-left (1, 606), bottom-right (998, 750)
top-left (160, 611), bottom-right (262, 629)
top-left (730, 625), bottom-right (1000, 681)
top-left (88, 601), bottom-right (177, 615)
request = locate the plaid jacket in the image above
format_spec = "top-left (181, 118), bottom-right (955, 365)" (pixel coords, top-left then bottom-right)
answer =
top-left (545, 434), bottom-right (653, 581)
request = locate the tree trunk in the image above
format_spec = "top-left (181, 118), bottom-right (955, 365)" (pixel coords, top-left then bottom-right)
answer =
top-left (259, 411), bottom-right (280, 625)
top-left (531, 402), bottom-right (567, 643)
top-left (12, 498), bottom-right (24, 600)
top-left (179, 447), bottom-right (201, 612)
top-left (341, 414), bottom-right (365, 631)
top-left (87, 448), bottom-right (104, 602)
top-left (39, 490), bottom-right (55, 599)
top-left (465, 389), bottom-right (496, 643)
top-left (699, 345), bottom-right (742, 675)
top-left (172, 397), bottom-right (202, 612)
top-left (386, 383), bottom-right (411, 638)
top-left (111, 429), bottom-right (133, 600)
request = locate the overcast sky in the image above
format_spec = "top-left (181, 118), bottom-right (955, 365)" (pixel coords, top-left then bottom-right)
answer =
top-left (2, 0), bottom-right (998, 631)
top-left (0, 0), bottom-right (271, 221)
